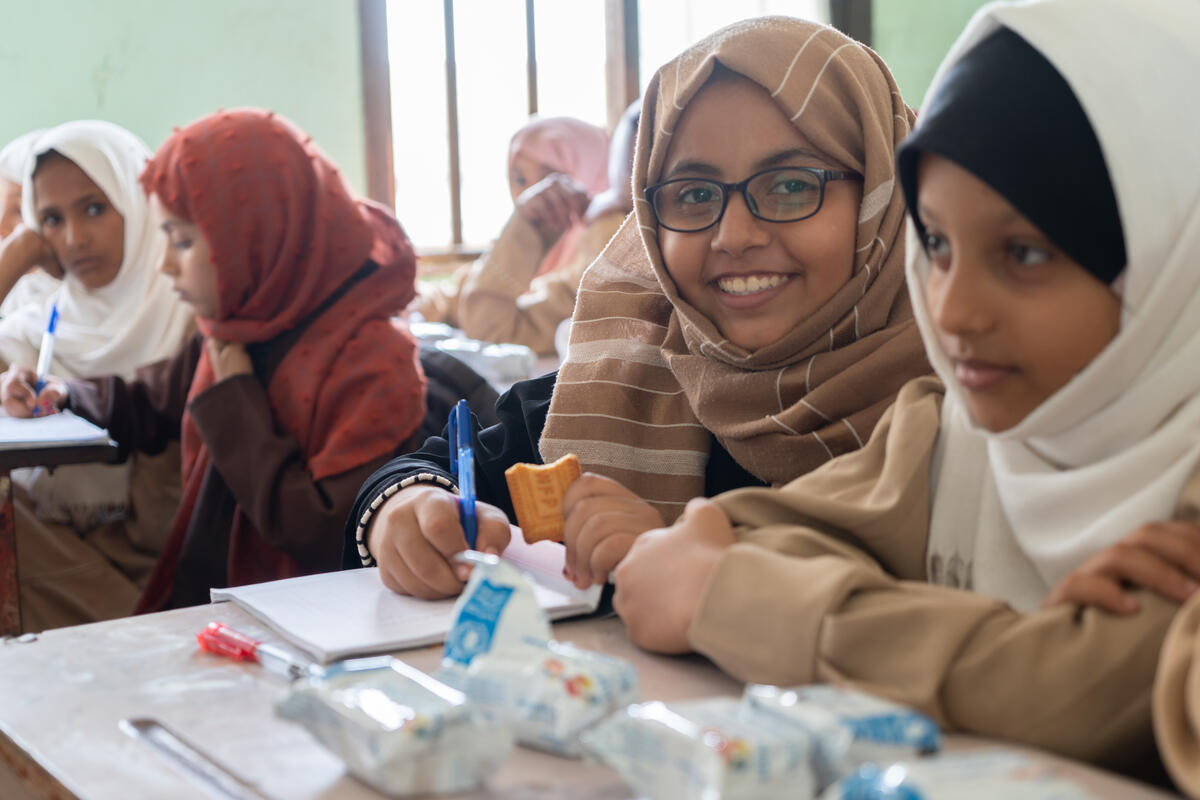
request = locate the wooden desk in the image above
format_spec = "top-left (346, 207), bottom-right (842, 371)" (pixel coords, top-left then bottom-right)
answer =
top-left (0, 440), bottom-right (120, 636)
top-left (0, 603), bottom-right (1181, 799)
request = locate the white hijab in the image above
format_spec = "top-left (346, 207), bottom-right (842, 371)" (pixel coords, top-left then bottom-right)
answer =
top-left (0, 130), bottom-right (44, 184)
top-left (1, 121), bottom-right (193, 528)
top-left (911, 0), bottom-right (1200, 612)
top-left (0, 130), bottom-right (60, 318)
top-left (0, 120), bottom-right (192, 380)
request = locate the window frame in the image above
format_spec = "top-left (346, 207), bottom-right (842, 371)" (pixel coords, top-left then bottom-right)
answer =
top-left (359, 0), bottom-right (862, 254)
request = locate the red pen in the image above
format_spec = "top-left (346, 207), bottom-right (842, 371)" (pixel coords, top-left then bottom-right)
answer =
top-left (196, 622), bottom-right (320, 681)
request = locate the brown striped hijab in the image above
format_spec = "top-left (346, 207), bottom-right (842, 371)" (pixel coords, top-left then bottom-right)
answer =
top-left (540, 16), bottom-right (928, 522)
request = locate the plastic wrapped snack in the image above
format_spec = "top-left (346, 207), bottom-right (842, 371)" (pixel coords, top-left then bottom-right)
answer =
top-left (746, 684), bottom-right (941, 787)
top-left (438, 553), bottom-right (639, 756)
top-left (407, 319), bottom-right (458, 344)
top-left (434, 337), bottom-right (537, 387)
top-left (457, 638), bottom-right (639, 755)
top-left (276, 656), bottom-right (512, 796)
top-left (820, 751), bottom-right (1096, 799)
top-left (580, 697), bottom-right (819, 800)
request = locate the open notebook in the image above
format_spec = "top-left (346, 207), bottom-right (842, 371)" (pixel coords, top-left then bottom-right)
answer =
top-left (0, 410), bottom-right (112, 450)
top-left (211, 536), bottom-right (603, 663)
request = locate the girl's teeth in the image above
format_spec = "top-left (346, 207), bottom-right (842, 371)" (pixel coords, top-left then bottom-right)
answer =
top-left (717, 274), bottom-right (789, 296)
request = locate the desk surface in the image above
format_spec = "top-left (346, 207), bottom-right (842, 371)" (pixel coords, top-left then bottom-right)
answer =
top-left (0, 603), bottom-right (1180, 800)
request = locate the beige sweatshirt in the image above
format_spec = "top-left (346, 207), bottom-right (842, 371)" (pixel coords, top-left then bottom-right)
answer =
top-left (693, 376), bottom-right (1186, 780)
top-left (414, 210), bottom-right (625, 355)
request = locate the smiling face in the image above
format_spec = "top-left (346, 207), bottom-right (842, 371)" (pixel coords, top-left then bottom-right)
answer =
top-left (32, 152), bottom-right (125, 289)
top-left (655, 72), bottom-right (862, 352)
top-left (152, 195), bottom-right (221, 319)
top-left (917, 153), bottom-right (1122, 432)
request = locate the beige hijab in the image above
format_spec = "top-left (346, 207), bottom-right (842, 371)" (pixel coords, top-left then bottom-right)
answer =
top-left (540, 17), bottom-right (927, 522)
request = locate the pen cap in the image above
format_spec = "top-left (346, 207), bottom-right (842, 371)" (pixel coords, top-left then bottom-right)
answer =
top-left (196, 621), bottom-right (260, 662)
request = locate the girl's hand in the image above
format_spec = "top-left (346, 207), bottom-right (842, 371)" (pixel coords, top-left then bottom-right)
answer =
top-left (206, 338), bottom-right (253, 381)
top-left (613, 497), bottom-right (736, 653)
top-left (516, 173), bottom-right (589, 239)
top-left (367, 483), bottom-right (513, 599)
top-left (561, 473), bottom-right (664, 589)
top-left (1, 225), bottom-right (60, 279)
top-left (1044, 520), bottom-right (1200, 614)
top-left (0, 363), bottom-right (67, 418)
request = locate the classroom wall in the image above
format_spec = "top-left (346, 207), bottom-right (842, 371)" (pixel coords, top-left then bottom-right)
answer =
top-left (0, 0), bottom-right (368, 194)
top-left (872, 0), bottom-right (992, 107)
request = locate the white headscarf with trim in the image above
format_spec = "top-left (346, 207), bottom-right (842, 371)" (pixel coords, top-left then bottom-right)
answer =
top-left (912, 0), bottom-right (1200, 611)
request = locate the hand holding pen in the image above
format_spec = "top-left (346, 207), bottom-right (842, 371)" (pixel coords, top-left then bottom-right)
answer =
top-left (365, 400), bottom-right (512, 600)
top-left (0, 364), bottom-right (66, 418)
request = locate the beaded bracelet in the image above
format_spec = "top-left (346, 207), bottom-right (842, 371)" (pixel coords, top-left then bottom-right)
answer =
top-left (356, 472), bottom-right (457, 567)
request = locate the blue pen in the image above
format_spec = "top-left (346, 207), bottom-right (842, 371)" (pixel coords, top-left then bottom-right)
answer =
top-left (32, 303), bottom-right (58, 414)
top-left (447, 398), bottom-right (478, 550)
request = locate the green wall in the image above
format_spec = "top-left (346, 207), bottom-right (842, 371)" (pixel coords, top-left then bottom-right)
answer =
top-left (0, 0), bottom-right (367, 193)
top-left (872, 0), bottom-right (992, 107)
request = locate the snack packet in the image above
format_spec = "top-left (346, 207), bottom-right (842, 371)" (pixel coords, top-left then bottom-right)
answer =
top-left (435, 337), bottom-right (536, 387)
top-left (746, 684), bottom-right (940, 787)
top-left (437, 552), bottom-right (638, 756)
top-left (820, 750), bottom-right (1096, 799)
top-left (580, 697), bottom-right (819, 800)
top-left (276, 656), bottom-right (512, 796)
top-left (457, 638), bottom-right (638, 755)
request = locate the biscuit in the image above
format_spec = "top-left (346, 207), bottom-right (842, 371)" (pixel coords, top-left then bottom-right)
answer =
top-left (505, 454), bottom-right (582, 543)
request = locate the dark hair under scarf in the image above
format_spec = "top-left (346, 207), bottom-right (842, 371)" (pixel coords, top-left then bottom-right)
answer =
top-left (897, 26), bottom-right (1126, 284)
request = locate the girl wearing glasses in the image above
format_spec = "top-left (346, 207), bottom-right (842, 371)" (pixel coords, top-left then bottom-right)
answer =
top-left (347, 17), bottom-right (930, 600)
top-left (615, 0), bottom-right (1200, 785)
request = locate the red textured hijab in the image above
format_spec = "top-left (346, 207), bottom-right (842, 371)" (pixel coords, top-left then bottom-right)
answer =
top-left (138, 109), bottom-right (424, 601)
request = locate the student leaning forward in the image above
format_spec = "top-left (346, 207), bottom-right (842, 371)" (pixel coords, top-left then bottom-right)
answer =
top-left (2, 110), bottom-right (428, 615)
top-left (614, 0), bottom-right (1200, 791)
top-left (347, 15), bottom-right (931, 600)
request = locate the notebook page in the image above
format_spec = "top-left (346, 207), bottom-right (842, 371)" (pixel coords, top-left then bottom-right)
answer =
top-left (210, 535), bottom-right (601, 663)
top-left (0, 410), bottom-right (112, 450)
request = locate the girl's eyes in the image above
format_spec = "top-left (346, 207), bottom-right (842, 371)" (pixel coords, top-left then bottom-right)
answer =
top-left (40, 212), bottom-right (62, 228)
top-left (677, 185), bottom-right (715, 205)
top-left (1008, 242), bottom-right (1051, 267)
top-left (921, 230), bottom-right (1053, 274)
top-left (922, 231), bottom-right (950, 258)
top-left (169, 238), bottom-right (193, 251)
top-left (85, 202), bottom-right (106, 217)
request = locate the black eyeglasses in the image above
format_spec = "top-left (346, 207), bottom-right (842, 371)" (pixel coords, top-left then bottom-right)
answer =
top-left (644, 166), bottom-right (859, 233)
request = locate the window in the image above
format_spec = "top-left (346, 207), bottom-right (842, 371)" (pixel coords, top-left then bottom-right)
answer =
top-left (381, 0), bottom-right (831, 253)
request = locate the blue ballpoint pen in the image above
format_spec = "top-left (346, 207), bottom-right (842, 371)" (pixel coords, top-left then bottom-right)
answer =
top-left (447, 398), bottom-right (478, 550)
top-left (32, 303), bottom-right (59, 414)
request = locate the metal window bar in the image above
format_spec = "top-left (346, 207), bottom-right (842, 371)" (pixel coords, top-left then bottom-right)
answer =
top-left (396, 0), bottom-right (646, 249)
top-left (443, 0), bottom-right (464, 245)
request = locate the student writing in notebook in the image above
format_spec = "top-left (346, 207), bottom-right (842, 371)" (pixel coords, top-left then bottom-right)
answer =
top-left (3, 109), bottom-right (427, 614)
top-left (613, 0), bottom-right (1200, 787)
top-left (0, 121), bottom-right (193, 632)
top-left (347, 17), bottom-right (930, 600)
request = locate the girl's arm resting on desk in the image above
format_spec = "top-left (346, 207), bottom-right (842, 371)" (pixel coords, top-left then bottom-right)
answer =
top-left (65, 333), bottom-right (202, 460)
top-left (189, 373), bottom-right (393, 571)
top-left (675, 378), bottom-right (1167, 770)
top-left (691, 541), bottom-right (1170, 772)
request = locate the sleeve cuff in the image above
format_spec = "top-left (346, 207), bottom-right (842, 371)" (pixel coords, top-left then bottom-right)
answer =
top-left (354, 472), bottom-right (458, 567)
